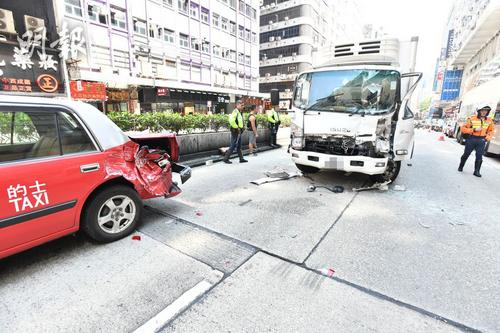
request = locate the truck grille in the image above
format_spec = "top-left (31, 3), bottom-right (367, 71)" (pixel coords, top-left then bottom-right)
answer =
top-left (304, 138), bottom-right (357, 156)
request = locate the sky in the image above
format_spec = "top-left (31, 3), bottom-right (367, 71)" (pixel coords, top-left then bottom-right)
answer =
top-left (355, 0), bottom-right (456, 95)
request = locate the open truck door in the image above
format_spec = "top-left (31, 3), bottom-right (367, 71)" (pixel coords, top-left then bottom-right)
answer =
top-left (393, 72), bottom-right (422, 161)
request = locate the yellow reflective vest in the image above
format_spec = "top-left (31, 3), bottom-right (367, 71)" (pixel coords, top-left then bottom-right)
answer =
top-left (229, 109), bottom-right (243, 129)
top-left (267, 109), bottom-right (280, 124)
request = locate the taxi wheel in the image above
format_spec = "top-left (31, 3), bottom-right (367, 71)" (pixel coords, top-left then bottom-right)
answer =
top-left (82, 185), bottom-right (143, 243)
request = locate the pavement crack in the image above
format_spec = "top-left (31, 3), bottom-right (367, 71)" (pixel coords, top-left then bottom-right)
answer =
top-left (301, 189), bottom-right (361, 264)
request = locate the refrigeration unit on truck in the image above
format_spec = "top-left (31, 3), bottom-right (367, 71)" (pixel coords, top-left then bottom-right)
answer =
top-left (289, 37), bottom-right (422, 182)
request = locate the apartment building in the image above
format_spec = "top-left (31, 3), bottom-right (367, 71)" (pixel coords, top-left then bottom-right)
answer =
top-left (56, 0), bottom-right (264, 113)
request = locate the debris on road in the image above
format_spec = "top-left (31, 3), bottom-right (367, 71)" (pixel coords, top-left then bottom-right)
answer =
top-left (449, 221), bottom-right (466, 226)
top-left (418, 221), bottom-right (431, 229)
top-left (239, 199), bottom-right (252, 206)
top-left (319, 268), bottom-right (336, 277)
top-left (307, 185), bottom-right (344, 193)
top-left (195, 211), bottom-right (203, 217)
top-left (407, 163), bottom-right (413, 167)
top-left (131, 235), bottom-right (142, 241)
top-left (393, 185), bottom-right (407, 191)
top-left (251, 168), bottom-right (301, 185)
top-left (205, 160), bottom-right (213, 166)
top-left (353, 181), bottom-right (391, 192)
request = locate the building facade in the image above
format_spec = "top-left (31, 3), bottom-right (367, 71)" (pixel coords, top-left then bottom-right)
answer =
top-left (55, 0), bottom-right (264, 113)
top-left (258, 0), bottom-right (362, 109)
top-left (432, 0), bottom-right (500, 116)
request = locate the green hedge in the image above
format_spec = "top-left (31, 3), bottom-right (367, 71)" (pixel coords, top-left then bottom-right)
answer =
top-left (108, 112), bottom-right (291, 133)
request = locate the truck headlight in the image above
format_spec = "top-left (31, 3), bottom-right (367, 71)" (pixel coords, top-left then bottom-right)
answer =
top-left (290, 123), bottom-right (304, 149)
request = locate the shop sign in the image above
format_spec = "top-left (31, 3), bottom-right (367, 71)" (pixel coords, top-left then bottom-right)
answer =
top-left (70, 80), bottom-right (106, 100)
top-left (37, 74), bottom-right (59, 93)
top-left (157, 87), bottom-right (169, 96)
top-left (207, 100), bottom-right (212, 107)
top-left (107, 89), bottom-right (129, 101)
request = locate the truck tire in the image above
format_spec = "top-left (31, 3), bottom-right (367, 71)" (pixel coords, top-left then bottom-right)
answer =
top-left (295, 163), bottom-right (320, 174)
top-left (456, 131), bottom-right (465, 145)
top-left (370, 160), bottom-right (401, 183)
top-left (81, 185), bottom-right (143, 243)
top-left (484, 142), bottom-right (494, 157)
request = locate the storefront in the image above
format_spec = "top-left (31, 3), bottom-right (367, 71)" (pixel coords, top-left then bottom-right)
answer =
top-left (139, 87), bottom-right (229, 115)
top-left (106, 88), bottom-right (131, 113)
top-left (69, 80), bottom-right (106, 110)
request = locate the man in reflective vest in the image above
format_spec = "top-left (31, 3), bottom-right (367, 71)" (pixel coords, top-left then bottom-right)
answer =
top-left (458, 105), bottom-right (495, 177)
top-left (267, 107), bottom-right (280, 147)
top-left (223, 100), bottom-right (248, 164)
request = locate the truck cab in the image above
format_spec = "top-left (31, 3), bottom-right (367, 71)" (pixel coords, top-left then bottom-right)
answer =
top-left (289, 38), bottom-right (422, 182)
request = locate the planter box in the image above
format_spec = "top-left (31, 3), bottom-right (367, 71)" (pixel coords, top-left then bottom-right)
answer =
top-left (177, 128), bottom-right (271, 155)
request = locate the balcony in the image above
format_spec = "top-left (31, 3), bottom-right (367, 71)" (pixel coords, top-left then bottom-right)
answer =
top-left (260, 35), bottom-right (314, 50)
top-left (260, 54), bottom-right (312, 67)
top-left (260, 16), bottom-right (314, 33)
top-left (261, 0), bottom-right (315, 14)
top-left (451, 3), bottom-right (500, 65)
top-left (259, 73), bottom-right (298, 83)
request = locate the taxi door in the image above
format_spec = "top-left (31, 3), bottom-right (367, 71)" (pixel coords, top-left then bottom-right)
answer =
top-left (0, 106), bottom-right (104, 258)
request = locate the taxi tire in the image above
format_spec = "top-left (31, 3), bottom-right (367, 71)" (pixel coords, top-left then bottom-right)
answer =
top-left (81, 185), bottom-right (143, 243)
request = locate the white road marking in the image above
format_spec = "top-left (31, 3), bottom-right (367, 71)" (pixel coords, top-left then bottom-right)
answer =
top-left (134, 274), bottom-right (222, 333)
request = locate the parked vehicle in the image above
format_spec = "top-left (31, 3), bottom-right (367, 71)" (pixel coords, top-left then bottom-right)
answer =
top-left (290, 37), bottom-right (421, 182)
top-left (0, 96), bottom-right (191, 259)
top-left (454, 76), bottom-right (500, 156)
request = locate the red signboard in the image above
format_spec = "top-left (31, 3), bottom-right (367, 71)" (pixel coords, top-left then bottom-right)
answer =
top-left (70, 81), bottom-right (106, 100)
top-left (157, 87), bottom-right (169, 96)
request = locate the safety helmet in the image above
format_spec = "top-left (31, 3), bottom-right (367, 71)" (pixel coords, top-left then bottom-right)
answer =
top-left (476, 105), bottom-right (491, 116)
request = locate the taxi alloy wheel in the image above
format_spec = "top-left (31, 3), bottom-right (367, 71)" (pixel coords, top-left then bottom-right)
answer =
top-left (98, 195), bottom-right (136, 234)
top-left (82, 185), bottom-right (143, 243)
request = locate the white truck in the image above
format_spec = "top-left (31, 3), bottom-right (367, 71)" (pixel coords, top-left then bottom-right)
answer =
top-left (290, 37), bottom-right (422, 182)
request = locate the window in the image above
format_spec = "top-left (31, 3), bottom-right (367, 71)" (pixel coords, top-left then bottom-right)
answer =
top-left (110, 8), bottom-right (126, 29)
top-left (245, 55), bottom-right (251, 65)
top-left (163, 29), bottom-right (175, 43)
top-left (201, 8), bottom-right (209, 23)
top-left (213, 45), bottom-right (221, 56)
top-left (245, 4), bottom-right (251, 16)
top-left (229, 50), bottom-right (236, 61)
top-left (212, 13), bottom-right (220, 28)
top-left (133, 19), bottom-right (147, 35)
top-left (239, 0), bottom-right (245, 13)
top-left (202, 40), bottom-right (210, 53)
top-left (238, 25), bottom-right (244, 39)
top-left (229, 0), bottom-right (236, 9)
top-left (88, 3), bottom-right (107, 24)
top-left (64, 0), bottom-right (82, 17)
top-left (229, 21), bottom-right (236, 35)
top-left (190, 2), bottom-right (199, 18)
top-left (57, 112), bottom-right (95, 155)
top-left (245, 29), bottom-right (251, 41)
top-left (178, 0), bottom-right (188, 13)
top-left (221, 17), bottom-right (228, 31)
top-left (0, 110), bottom-right (95, 163)
top-left (191, 37), bottom-right (200, 51)
top-left (163, 0), bottom-right (173, 6)
top-left (149, 24), bottom-right (156, 38)
top-left (238, 53), bottom-right (244, 63)
top-left (251, 32), bottom-right (257, 43)
top-left (179, 33), bottom-right (189, 48)
top-left (251, 8), bottom-right (256, 20)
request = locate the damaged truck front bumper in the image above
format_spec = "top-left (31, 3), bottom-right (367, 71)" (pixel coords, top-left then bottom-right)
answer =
top-left (290, 148), bottom-right (388, 175)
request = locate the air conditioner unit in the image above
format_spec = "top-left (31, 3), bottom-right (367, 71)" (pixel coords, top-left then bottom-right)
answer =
top-left (24, 15), bottom-right (45, 32)
top-left (0, 8), bottom-right (16, 35)
top-left (265, 73), bottom-right (271, 77)
top-left (276, 72), bottom-right (281, 76)
top-left (278, 54), bottom-right (283, 58)
top-left (268, 20), bottom-right (273, 25)
top-left (140, 60), bottom-right (153, 77)
top-left (284, 16), bottom-right (289, 21)
top-left (292, 52), bottom-right (297, 56)
top-left (276, 36), bottom-right (281, 41)
top-left (270, 3), bottom-right (275, 7)
top-left (269, 36), bottom-right (275, 41)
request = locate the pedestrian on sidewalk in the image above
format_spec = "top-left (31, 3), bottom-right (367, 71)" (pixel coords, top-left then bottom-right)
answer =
top-left (267, 107), bottom-right (281, 147)
top-left (247, 105), bottom-right (258, 156)
top-left (458, 105), bottom-right (494, 177)
top-left (223, 100), bottom-right (248, 164)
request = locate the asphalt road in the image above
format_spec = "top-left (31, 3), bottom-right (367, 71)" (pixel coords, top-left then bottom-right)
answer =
top-left (1, 129), bottom-right (499, 332)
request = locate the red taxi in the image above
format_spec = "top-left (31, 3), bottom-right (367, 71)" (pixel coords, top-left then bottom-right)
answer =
top-left (0, 96), bottom-right (191, 259)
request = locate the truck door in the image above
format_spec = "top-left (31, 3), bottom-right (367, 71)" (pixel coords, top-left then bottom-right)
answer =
top-left (393, 73), bottom-right (422, 161)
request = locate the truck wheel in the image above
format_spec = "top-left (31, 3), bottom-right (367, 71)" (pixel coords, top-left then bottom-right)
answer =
top-left (81, 185), bottom-right (143, 243)
top-left (484, 142), bottom-right (494, 157)
top-left (295, 163), bottom-right (319, 174)
top-left (456, 131), bottom-right (465, 145)
top-left (370, 160), bottom-right (401, 183)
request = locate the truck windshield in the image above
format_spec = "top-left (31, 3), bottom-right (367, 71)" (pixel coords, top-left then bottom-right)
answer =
top-left (293, 69), bottom-right (400, 115)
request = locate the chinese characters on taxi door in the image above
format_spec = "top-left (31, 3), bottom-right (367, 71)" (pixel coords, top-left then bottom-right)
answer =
top-left (7, 181), bottom-right (50, 213)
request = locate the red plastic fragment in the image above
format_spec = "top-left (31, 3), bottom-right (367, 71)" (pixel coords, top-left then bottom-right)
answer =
top-left (132, 235), bottom-right (141, 241)
top-left (195, 211), bottom-right (203, 216)
top-left (327, 268), bottom-right (335, 277)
